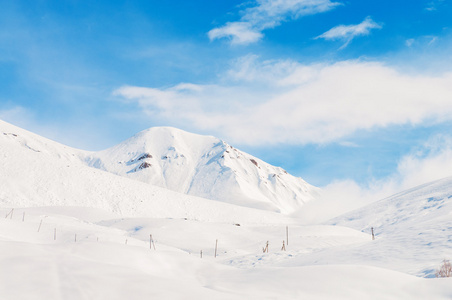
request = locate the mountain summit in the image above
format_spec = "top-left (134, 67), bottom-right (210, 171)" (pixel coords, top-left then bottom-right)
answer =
top-left (85, 127), bottom-right (320, 214)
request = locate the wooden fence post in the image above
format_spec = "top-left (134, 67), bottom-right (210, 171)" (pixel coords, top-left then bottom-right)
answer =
top-left (150, 234), bottom-right (156, 250)
top-left (37, 219), bottom-right (43, 232)
top-left (5, 208), bottom-right (14, 219)
top-left (263, 241), bottom-right (269, 253)
top-left (286, 226), bottom-right (289, 246)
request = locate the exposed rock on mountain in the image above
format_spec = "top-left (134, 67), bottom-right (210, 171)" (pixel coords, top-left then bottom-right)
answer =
top-left (84, 127), bottom-right (320, 213)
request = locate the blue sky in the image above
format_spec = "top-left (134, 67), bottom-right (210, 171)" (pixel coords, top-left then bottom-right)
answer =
top-left (2, 0), bottom-right (452, 196)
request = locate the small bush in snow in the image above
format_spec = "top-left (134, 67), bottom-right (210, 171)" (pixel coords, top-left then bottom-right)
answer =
top-left (435, 259), bottom-right (452, 278)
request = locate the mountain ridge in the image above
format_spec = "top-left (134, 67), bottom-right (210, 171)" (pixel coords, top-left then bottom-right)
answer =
top-left (326, 175), bottom-right (452, 277)
top-left (0, 119), bottom-right (319, 215)
top-left (0, 119), bottom-right (296, 223)
top-left (84, 126), bottom-right (320, 214)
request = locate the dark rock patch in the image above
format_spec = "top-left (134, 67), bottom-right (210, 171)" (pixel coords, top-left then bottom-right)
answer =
top-left (137, 153), bottom-right (153, 160)
top-left (250, 159), bottom-right (259, 167)
top-left (138, 162), bottom-right (152, 169)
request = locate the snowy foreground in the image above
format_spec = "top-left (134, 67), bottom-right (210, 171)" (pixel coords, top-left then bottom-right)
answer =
top-left (1, 206), bottom-right (452, 300)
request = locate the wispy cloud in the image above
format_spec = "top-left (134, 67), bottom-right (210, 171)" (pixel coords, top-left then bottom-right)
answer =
top-left (427, 36), bottom-right (438, 46)
top-left (405, 38), bottom-right (415, 47)
top-left (298, 134), bottom-right (452, 224)
top-left (208, 22), bottom-right (264, 45)
top-left (316, 16), bottom-right (382, 49)
top-left (0, 105), bottom-right (116, 151)
top-left (425, 0), bottom-right (445, 11)
top-left (404, 35), bottom-right (440, 49)
top-left (0, 106), bottom-right (33, 126)
top-left (395, 134), bottom-right (452, 188)
top-left (208, 0), bottom-right (342, 45)
top-left (114, 56), bottom-right (452, 146)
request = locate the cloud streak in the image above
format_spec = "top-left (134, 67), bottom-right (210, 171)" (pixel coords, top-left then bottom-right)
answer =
top-left (208, 0), bottom-right (341, 45)
top-left (316, 16), bottom-right (382, 49)
top-left (425, 0), bottom-right (445, 11)
top-left (114, 56), bottom-right (452, 146)
top-left (297, 134), bottom-right (452, 224)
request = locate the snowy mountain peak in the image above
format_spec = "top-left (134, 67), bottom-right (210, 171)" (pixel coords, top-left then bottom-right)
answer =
top-left (85, 126), bottom-right (320, 214)
top-left (0, 119), bottom-right (319, 214)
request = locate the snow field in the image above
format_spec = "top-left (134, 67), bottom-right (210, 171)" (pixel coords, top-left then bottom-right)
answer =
top-left (0, 207), bottom-right (224, 300)
top-left (330, 176), bottom-right (452, 277)
top-left (1, 207), bottom-right (452, 299)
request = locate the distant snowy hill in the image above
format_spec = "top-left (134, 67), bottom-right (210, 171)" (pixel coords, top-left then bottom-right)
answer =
top-left (329, 176), bottom-right (452, 235)
top-left (0, 119), bottom-right (295, 224)
top-left (84, 127), bottom-right (320, 214)
top-left (327, 176), bottom-right (452, 277)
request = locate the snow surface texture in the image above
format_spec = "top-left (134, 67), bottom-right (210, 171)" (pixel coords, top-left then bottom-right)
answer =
top-left (329, 176), bottom-right (452, 277)
top-left (0, 120), bottom-right (296, 224)
top-left (1, 207), bottom-right (452, 300)
top-left (84, 127), bottom-right (320, 214)
top-left (0, 120), bottom-right (319, 217)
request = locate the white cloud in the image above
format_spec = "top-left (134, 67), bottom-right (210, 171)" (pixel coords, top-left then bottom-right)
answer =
top-left (225, 54), bottom-right (310, 85)
top-left (295, 179), bottom-right (393, 224)
top-left (0, 106), bottom-right (37, 130)
top-left (405, 39), bottom-right (415, 47)
top-left (396, 134), bottom-right (452, 188)
top-left (208, 22), bottom-right (263, 45)
top-left (425, 0), bottom-right (445, 11)
top-left (297, 134), bottom-right (452, 224)
top-left (208, 0), bottom-right (341, 45)
top-left (428, 36), bottom-right (438, 46)
top-left (316, 16), bottom-right (382, 49)
top-left (0, 106), bottom-right (114, 151)
top-left (114, 57), bottom-right (452, 146)
top-left (403, 36), bottom-right (440, 49)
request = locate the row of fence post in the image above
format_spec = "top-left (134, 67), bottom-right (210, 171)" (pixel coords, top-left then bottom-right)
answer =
top-left (5, 209), bottom-right (377, 259)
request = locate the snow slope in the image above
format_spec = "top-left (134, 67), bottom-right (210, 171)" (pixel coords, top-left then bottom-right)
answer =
top-left (0, 119), bottom-right (295, 224)
top-left (1, 207), bottom-right (452, 300)
top-left (84, 127), bottom-right (320, 214)
top-left (327, 176), bottom-right (452, 277)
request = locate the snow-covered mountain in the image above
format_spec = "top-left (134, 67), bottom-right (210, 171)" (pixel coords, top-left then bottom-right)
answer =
top-left (0, 119), bottom-right (318, 218)
top-left (0, 119), bottom-right (296, 223)
top-left (84, 127), bottom-right (320, 214)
